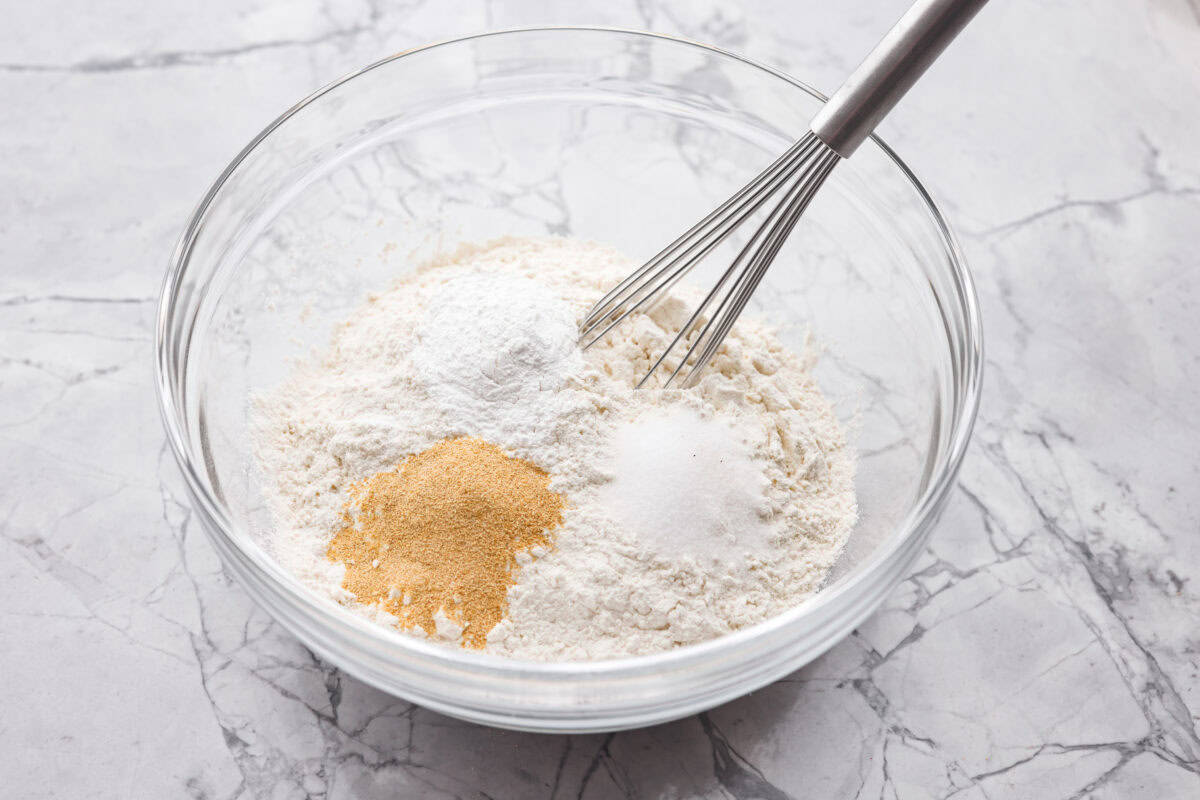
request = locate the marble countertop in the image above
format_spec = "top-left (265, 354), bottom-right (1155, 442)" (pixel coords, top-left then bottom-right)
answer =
top-left (4, 0), bottom-right (1199, 797)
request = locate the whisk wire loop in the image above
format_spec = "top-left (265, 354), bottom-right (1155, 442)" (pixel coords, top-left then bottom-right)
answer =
top-left (578, 136), bottom-right (827, 347)
top-left (670, 148), bottom-right (839, 387)
top-left (579, 0), bottom-right (989, 387)
top-left (583, 130), bottom-right (842, 387)
top-left (578, 137), bottom-right (815, 335)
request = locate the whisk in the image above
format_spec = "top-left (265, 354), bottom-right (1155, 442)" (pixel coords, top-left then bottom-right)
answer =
top-left (580, 0), bottom-right (988, 387)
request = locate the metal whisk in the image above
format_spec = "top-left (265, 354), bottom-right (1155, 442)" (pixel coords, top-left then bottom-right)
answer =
top-left (580, 0), bottom-right (988, 387)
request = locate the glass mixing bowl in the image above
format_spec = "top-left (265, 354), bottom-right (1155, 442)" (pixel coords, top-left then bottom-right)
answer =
top-left (156, 28), bottom-right (982, 732)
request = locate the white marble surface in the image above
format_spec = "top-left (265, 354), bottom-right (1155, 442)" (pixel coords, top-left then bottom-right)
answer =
top-left (3, 0), bottom-right (1200, 797)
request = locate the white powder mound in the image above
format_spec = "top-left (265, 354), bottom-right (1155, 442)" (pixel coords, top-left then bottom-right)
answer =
top-left (411, 272), bottom-right (583, 445)
top-left (252, 236), bottom-right (857, 661)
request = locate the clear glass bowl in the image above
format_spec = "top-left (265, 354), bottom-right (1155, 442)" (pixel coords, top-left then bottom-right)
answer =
top-left (156, 28), bottom-right (982, 732)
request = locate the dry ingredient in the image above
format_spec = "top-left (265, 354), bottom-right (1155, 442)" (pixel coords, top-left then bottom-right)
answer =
top-left (252, 236), bottom-right (857, 660)
top-left (594, 407), bottom-right (771, 565)
top-left (327, 437), bottom-right (564, 648)
top-left (411, 271), bottom-right (582, 447)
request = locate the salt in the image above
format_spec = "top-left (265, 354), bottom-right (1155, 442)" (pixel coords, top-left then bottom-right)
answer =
top-left (596, 407), bottom-right (773, 565)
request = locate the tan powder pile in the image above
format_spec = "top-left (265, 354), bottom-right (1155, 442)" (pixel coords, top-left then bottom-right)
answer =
top-left (327, 437), bottom-right (564, 647)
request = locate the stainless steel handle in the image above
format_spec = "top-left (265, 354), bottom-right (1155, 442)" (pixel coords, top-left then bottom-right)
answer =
top-left (810, 0), bottom-right (989, 157)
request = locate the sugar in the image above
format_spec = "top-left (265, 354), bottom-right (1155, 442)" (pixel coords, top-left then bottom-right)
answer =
top-left (596, 407), bottom-right (773, 566)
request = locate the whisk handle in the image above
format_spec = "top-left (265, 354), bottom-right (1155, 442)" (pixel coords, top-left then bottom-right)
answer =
top-left (810, 0), bottom-right (988, 158)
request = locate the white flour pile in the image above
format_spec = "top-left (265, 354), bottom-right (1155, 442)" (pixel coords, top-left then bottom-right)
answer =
top-left (252, 236), bottom-right (857, 660)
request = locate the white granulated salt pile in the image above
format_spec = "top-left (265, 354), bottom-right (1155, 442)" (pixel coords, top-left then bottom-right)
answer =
top-left (596, 407), bottom-right (771, 565)
top-left (252, 236), bottom-right (857, 660)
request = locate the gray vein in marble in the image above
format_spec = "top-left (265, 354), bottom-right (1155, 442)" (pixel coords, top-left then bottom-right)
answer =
top-left (0, 2), bottom-right (387, 74)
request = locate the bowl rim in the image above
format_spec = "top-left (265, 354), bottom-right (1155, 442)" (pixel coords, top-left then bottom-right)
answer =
top-left (155, 25), bottom-right (984, 677)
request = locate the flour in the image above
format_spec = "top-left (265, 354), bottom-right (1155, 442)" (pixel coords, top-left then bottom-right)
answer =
top-left (252, 236), bottom-right (857, 661)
